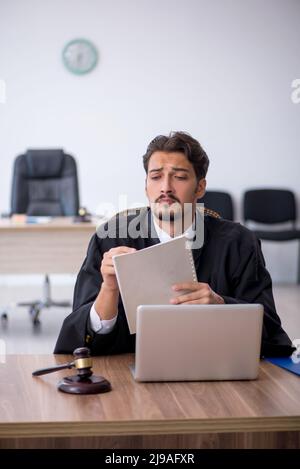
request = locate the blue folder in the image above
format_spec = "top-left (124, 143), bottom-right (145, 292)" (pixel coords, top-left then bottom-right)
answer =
top-left (265, 356), bottom-right (300, 376)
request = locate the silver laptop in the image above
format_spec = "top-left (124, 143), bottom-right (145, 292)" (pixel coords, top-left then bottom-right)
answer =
top-left (131, 304), bottom-right (263, 382)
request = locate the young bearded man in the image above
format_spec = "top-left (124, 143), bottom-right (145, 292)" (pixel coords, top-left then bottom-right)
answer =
top-left (54, 132), bottom-right (294, 357)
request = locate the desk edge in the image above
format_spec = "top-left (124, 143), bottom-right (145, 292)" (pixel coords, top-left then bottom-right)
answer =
top-left (1, 416), bottom-right (300, 439)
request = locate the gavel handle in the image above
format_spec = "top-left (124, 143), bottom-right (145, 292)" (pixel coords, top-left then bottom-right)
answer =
top-left (32, 362), bottom-right (75, 376)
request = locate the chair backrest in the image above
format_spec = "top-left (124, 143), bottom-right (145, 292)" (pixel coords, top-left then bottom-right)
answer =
top-left (243, 189), bottom-right (296, 224)
top-left (11, 149), bottom-right (80, 216)
top-left (198, 191), bottom-right (234, 221)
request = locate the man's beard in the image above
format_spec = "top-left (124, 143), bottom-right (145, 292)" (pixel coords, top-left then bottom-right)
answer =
top-left (158, 211), bottom-right (175, 222)
top-left (151, 201), bottom-right (194, 225)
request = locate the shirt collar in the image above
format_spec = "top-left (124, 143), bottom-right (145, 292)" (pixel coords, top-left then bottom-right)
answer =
top-left (152, 212), bottom-right (196, 243)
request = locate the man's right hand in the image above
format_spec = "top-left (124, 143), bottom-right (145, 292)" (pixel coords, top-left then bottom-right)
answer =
top-left (100, 246), bottom-right (136, 292)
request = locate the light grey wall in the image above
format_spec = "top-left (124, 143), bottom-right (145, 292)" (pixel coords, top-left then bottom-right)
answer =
top-left (0, 0), bottom-right (299, 281)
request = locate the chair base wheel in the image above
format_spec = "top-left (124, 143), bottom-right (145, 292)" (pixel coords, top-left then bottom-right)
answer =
top-left (33, 317), bottom-right (41, 327)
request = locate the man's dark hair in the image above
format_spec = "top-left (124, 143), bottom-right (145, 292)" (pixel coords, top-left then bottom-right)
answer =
top-left (143, 131), bottom-right (209, 181)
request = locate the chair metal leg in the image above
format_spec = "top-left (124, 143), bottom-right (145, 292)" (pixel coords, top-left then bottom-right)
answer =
top-left (1, 303), bottom-right (15, 327)
top-left (1, 311), bottom-right (8, 327)
top-left (42, 275), bottom-right (71, 308)
top-left (18, 274), bottom-right (71, 325)
top-left (43, 274), bottom-right (51, 305)
top-left (29, 304), bottom-right (42, 327)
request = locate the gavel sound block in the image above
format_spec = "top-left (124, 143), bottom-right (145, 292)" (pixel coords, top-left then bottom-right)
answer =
top-left (32, 347), bottom-right (111, 394)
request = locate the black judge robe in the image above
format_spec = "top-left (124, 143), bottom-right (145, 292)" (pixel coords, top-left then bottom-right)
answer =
top-left (54, 208), bottom-right (294, 357)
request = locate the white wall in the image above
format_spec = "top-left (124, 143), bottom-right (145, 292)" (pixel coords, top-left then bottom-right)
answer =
top-left (0, 0), bottom-right (299, 281)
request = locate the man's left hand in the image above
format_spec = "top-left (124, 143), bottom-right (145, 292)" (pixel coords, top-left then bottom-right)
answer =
top-left (170, 282), bottom-right (225, 305)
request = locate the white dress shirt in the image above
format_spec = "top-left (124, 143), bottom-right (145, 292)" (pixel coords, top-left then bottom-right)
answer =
top-left (89, 214), bottom-right (196, 334)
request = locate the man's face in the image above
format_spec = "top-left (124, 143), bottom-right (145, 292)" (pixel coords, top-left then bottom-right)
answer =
top-left (145, 151), bottom-right (206, 223)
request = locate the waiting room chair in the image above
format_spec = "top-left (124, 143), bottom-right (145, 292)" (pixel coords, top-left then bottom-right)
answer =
top-left (198, 190), bottom-right (234, 221)
top-left (8, 149), bottom-right (80, 325)
top-left (243, 188), bottom-right (300, 283)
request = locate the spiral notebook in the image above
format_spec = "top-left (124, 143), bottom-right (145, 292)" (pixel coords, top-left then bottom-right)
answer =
top-left (112, 236), bottom-right (197, 334)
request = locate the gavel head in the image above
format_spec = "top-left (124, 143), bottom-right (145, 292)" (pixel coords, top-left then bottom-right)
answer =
top-left (73, 347), bottom-right (93, 379)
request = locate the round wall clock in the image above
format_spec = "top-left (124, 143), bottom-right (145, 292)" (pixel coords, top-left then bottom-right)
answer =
top-left (62, 38), bottom-right (98, 75)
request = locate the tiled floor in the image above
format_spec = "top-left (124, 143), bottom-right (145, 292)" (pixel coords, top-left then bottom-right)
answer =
top-left (0, 283), bottom-right (299, 354)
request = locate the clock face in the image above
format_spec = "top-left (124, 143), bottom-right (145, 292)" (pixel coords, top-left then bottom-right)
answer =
top-left (62, 39), bottom-right (98, 75)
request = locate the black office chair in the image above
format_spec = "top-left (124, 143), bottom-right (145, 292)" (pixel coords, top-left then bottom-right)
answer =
top-left (9, 149), bottom-right (80, 325)
top-left (243, 189), bottom-right (300, 283)
top-left (198, 190), bottom-right (234, 221)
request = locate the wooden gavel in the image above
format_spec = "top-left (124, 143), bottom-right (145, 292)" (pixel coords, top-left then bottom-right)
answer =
top-left (32, 347), bottom-right (111, 394)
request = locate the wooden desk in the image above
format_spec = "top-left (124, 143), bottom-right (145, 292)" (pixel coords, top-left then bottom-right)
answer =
top-left (0, 354), bottom-right (299, 449)
top-left (0, 217), bottom-right (99, 274)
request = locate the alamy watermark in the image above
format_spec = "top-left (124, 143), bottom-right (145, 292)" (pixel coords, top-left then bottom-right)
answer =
top-left (96, 201), bottom-right (205, 249)
top-left (291, 78), bottom-right (300, 104)
top-left (0, 79), bottom-right (6, 104)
